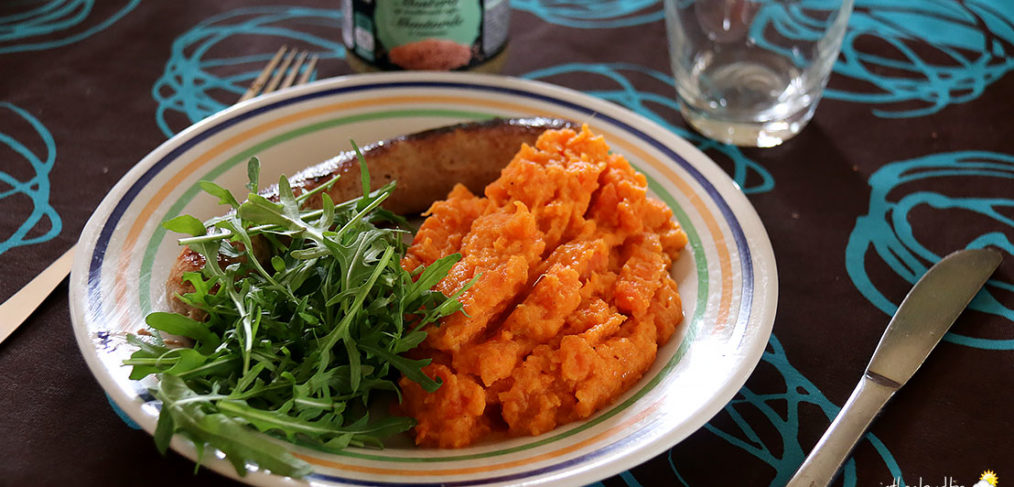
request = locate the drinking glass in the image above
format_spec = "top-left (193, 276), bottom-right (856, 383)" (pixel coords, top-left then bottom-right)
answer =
top-left (664, 0), bottom-right (854, 147)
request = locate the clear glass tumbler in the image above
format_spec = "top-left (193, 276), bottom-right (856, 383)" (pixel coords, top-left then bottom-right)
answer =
top-left (664, 0), bottom-right (854, 147)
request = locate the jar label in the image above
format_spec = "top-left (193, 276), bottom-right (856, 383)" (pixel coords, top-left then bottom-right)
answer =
top-left (345, 0), bottom-right (509, 71)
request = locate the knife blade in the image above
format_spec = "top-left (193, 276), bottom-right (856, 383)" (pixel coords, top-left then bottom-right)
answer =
top-left (787, 248), bottom-right (1002, 487)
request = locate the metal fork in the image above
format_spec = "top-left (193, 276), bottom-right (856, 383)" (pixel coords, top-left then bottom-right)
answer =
top-left (238, 46), bottom-right (319, 102)
top-left (0, 48), bottom-right (321, 346)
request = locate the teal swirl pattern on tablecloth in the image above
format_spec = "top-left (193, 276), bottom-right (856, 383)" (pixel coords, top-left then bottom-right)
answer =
top-left (754, 0), bottom-right (1014, 117)
top-left (671, 336), bottom-right (903, 487)
top-left (829, 0), bottom-right (1014, 117)
top-left (520, 0), bottom-right (1014, 117)
top-left (0, 102), bottom-right (61, 256)
top-left (846, 152), bottom-right (1014, 350)
top-left (152, 6), bottom-right (344, 137)
top-left (69, 0), bottom-right (1009, 483)
top-left (512, 0), bottom-right (662, 28)
top-left (0, 0), bottom-right (139, 53)
top-left (587, 337), bottom-right (903, 487)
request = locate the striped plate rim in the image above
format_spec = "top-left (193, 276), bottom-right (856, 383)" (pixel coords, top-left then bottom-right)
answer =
top-left (69, 72), bottom-right (777, 486)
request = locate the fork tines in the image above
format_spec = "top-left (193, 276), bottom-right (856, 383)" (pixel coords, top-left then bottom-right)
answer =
top-left (239, 46), bottom-right (320, 102)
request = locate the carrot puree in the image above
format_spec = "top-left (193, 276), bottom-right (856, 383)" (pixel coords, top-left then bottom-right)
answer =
top-left (398, 125), bottom-right (689, 447)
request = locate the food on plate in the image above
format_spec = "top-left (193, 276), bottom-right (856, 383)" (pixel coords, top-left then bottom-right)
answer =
top-left (166, 117), bottom-right (574, 320)
top-left (131, 118), bottom-right (574, 478)
top-left (129, 153), bottom-right (463, 478)
top-left (132, 117), bottom-right (688, 477)
top-left (398, 125), bottom-right (689, 447)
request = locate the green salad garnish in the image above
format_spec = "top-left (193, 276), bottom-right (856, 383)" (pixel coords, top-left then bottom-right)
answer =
top-left (125, 148), bottom-right (469, 478)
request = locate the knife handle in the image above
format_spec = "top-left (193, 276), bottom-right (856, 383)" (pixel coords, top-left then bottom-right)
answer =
top-left (786, 375), bottom-right (897, 487)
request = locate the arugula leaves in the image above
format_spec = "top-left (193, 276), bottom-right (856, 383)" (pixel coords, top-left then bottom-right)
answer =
top-left (126, 151), bottom-right (465, 478)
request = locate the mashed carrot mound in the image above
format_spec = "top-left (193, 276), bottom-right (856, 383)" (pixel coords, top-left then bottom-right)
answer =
top-left (398, 125), bottom-right (689, 447)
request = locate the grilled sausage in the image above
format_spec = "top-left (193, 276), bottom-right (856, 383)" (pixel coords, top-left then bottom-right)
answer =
top-left (166, 117), bottom-right (576, 319)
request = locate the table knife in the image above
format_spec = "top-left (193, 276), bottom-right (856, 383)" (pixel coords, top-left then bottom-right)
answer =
top-left (786, 248), bottom-right (1002, 487)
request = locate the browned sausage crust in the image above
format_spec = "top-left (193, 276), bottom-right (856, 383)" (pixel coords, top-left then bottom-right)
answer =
top-left (166, 117), bottom-right (576, 318)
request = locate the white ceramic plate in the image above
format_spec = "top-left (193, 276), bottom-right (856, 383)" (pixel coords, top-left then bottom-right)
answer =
top-left (70, 72), bottom-right (777, 486)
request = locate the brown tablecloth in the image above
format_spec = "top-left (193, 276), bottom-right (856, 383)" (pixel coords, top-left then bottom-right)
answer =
top-left (1, 1), bottom-right (1011, 485)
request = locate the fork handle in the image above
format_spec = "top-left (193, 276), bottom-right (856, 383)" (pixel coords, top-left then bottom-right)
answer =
top-left (786, 375), bottom-right (897, 487)
top-left (0, 245), bottom-right (76, 345)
